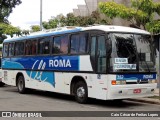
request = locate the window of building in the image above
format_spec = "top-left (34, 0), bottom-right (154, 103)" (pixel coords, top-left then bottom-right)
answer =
top-left (38, 38), bottom-right (50, 55)
top-left (15, 42), bottom-right (24, 56)
top-left (3, 43), bottom-right (9, 57)
top-left (53, 35), bottom-right (68, 54)
top-left (9, 43), bottom-right (15, 56)
top-left (70, 33), bottom-right (88, 54)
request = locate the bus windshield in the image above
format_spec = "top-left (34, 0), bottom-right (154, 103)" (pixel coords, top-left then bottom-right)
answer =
top-left (109, 33), bottom-right (156, 73)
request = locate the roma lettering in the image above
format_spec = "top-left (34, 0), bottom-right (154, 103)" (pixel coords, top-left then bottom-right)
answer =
top-left (49, 59), bottom-right (71, 68)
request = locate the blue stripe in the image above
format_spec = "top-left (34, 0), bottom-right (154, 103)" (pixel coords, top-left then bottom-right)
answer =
top-left (116, 74), bottom-right (157, 80)
top-left (2, 56), bottom-right (79, 71)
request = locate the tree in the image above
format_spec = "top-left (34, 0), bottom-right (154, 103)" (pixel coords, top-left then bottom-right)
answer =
top-left (0, 23), bottom-right (21, 43)
top-left (91, 10), bottom-right (108, 25)
top-left (65, 13), bottom-right (77, 26)
top-left (0, 0), bottom-right (22, 23)
top-left (31, 25), bottom-right (41, 32)
top-left (0, 0), bottom-right (27, 42)
top-left (39, 12), bottom-right (109, 30)
top-left (42, 19), bottom-right (58, 29)
top-left (99, 0), bottom-right (160, 34)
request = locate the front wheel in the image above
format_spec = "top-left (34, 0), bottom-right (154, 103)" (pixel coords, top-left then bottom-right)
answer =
top-left (74, 81), bottom-right (88, 104)
top-left (0, 82), bottom-right (5, 87)
top-left (17, 75), bottom-right (26, 94)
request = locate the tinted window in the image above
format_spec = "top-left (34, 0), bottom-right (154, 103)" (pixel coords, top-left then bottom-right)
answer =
top-left (25, 40), bottom-right (37, 55)
top-left (9, 43), bottom-right (14, 56)
top-left (15, 42), bottom-right (24, 56)
top-left (70, 33), bottom-right (88, 54)
top-left (3, 44), bottom-right (8, 57)
top-left (38, 38), bottom-right (50, 54)
top-left (53, 35), bottom-right (68, 54)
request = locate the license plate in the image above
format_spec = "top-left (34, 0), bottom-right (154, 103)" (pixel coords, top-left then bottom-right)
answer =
top-left (133, 89), bottom-right (141, 93)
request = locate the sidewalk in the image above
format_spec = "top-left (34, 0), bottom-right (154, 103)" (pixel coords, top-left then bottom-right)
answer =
top-left (129, 88), bottom-right (160, 105)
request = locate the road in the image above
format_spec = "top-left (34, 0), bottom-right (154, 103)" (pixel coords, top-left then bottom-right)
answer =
top-left (0, 85), bottom-right (160, 120)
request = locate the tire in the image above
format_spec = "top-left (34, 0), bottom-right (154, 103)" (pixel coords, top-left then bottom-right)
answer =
top-left (17, 75), bottom-right (26, 94)
top-left (74, 81), bottom-right (88, 104)
top-left (0, 82), bottom-right (5, 87)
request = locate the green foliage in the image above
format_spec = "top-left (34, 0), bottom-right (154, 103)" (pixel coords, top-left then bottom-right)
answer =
top-left (31, 25), bottom-right (41, 32)
top-left (146, 20), bottom-right (160, 34)
top-left (0, 0), bottom-right (26, 43)
top-left (0, 23), bottom-right (26, 42)
top-left (42, 18), bottom-right (58, 29)
top-left (41, 11), bottom-right (109, 29)
top-left (99, 0), bottom-right (160, 34)
top-left (155, 2), bottom-right (160, 16)
top-left (65, 13), bottom-right (77, 26)
top-left (0, 23), bottom-right (21, 36)
top-left (0, 0), bottom-right (22, 23)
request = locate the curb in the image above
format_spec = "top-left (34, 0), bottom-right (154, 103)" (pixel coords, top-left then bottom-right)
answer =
top-left (128, 97), bottom-right (160, 105)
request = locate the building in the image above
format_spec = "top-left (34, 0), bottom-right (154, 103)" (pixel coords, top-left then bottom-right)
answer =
top-left (77, 5), bottom-right (89, 16)
top-left (73, 0), bottom-right (131, 26)
top-left (73, 0), bottom-right (159, 26)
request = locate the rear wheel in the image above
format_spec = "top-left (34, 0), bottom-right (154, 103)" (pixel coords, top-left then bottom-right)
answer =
top-left (17, 75), bottom-right (26, 94)
top-left (74, 81), bottom-right (88, 104)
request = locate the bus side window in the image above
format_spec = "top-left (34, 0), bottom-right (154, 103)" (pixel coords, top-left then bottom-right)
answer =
top-left (15, 42), bottom-right (24, 56)
top-left (60, 35), bottom-right (68, 54)
top-left (70, 33), bottom-right (88, 54)
top-left (38, 38), bottom-right (50, 55)
top-left (53, 37), bottom-right (61, 54)
top-left (3, 43), bottom-right (9, 57)
top-left (9, 43), bottom-right (15, 56)
top-left (32, 40), bottom-right (37, 55)
top-left (25, 40), bottom-right (32, 55)
top-left (53, 35), bottom-right (68, 54)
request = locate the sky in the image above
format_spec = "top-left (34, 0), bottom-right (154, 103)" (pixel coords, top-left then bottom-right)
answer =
top-left (8, 0), bottom-right (85, 30)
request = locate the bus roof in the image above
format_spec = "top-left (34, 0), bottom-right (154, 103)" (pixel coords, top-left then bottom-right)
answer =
top-left (83, 25), bottom-right (150, 34)
top-left (3, 25), bottom-right (150, 43)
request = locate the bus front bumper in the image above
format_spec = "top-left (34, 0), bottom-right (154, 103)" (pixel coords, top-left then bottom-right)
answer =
top-left (107, 83), bottom-right (157, 100)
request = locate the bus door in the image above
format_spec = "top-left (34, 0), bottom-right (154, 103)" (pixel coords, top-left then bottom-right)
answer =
top-left (90, 33), bottom-right (107, 99)
top-left (90, 34), bottom-right (106, 73)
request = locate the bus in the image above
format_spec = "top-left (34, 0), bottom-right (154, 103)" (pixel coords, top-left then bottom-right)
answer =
top-left (1, 25), bottom-right (157, 103)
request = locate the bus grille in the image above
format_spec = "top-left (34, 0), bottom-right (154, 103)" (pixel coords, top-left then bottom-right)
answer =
top-left (126, 80), bottom-right (148, 84)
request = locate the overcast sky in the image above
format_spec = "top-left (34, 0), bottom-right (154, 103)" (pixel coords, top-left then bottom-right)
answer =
top-left (8, 0), bottom-right (85, 30)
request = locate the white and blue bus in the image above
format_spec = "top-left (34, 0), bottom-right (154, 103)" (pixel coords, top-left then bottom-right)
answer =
top-left (2, 25), bottom-right (157, 103)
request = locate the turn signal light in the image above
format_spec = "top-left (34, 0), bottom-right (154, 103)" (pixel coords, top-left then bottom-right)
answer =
top-left (111, 80), bottom-right (116, 85)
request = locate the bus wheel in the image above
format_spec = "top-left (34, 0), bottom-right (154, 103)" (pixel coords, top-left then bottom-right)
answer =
top-left (17, 75), bottom-right (26, 94)
top-left (74, 81), bottom-right (88, 104)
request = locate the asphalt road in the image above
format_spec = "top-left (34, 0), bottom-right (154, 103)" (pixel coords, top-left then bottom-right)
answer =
top-left (0, 85), bottom-right (160, 120)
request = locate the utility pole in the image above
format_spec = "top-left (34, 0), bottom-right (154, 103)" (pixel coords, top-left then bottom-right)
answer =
top-left (158, 34), bottom-right (160, 100)
top-left (40, 0), bottom-right (43, 31)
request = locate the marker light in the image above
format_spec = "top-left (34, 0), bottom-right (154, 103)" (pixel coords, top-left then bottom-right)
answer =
top-left (111, 80), bottom-right (116, 85)
top-left (111, 80), bottom-right (126, 85)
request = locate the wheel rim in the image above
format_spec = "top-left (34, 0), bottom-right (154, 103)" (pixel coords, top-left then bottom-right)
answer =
top-left (77, 87), bottom-right (85, 98)
top-left (18, 79), bottom-right (23, 91)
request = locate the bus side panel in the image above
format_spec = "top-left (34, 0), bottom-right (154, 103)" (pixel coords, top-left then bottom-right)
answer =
top-left (2, 70), bottom-right (16, 86)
